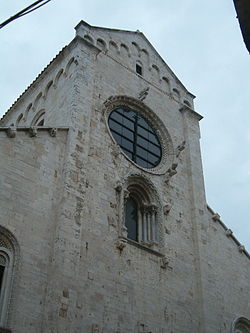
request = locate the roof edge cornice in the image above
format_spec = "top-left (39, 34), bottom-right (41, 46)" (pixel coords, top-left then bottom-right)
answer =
top-left (0, 35), bottom-right (98, 124)
top-left (74, 20), bottom-right (195, 98)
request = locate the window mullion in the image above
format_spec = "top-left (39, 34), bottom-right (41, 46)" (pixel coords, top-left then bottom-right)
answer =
top-left (132, 114), bottom-right (138, 163)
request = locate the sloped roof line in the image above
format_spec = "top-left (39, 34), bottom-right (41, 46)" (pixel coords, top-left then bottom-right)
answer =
top-left (82, 21), bottom-right (195, 98)
top-left (1, 21), bottom-right (195, 123)
top-left (0, 38), bottom-right (80, 123)
top-left (0, 43), bottom-right (64, 122)
top-left (207, 204), bottom-right (250, 260)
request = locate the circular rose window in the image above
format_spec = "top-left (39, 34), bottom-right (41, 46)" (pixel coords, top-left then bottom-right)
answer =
top-left (108, 107), bottom-right (162, 169)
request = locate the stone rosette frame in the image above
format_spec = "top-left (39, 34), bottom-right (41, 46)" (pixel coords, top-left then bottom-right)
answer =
top-left (103, 95), bottom-right (174, 175)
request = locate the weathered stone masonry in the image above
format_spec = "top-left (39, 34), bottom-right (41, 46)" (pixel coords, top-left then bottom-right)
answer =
top-left (0, 20), bottom-right (249, 333)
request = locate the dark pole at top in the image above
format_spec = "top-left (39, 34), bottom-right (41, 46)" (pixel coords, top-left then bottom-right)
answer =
top-left (233, 0), bottom-right (250, 53)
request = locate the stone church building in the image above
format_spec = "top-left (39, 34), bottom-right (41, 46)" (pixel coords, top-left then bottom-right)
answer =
top-left (0, 21), bottom-right (249, 333)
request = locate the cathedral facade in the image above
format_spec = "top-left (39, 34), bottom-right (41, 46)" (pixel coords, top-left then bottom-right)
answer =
top-left (0, 21), bottom-right (249, 333)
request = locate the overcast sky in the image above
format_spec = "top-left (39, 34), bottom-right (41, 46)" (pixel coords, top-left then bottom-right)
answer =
top-left (1, 0), bottom-right (249, 251)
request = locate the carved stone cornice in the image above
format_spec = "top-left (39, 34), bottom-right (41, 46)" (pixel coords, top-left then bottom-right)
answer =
top-left (179, 105), bottom-right (203, 121)
top-left (6, 127), bottom-right (16, 138)
top-left (29, 127), bottom-right (37, 137)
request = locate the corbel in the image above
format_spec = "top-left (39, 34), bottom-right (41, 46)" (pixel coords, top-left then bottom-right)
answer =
top-left (49, 128), bottom-right (57, 137)
top-left (238, 245), bottom-right (245, 253)
top-left (212, 213), bottom-right (220, 222)
top-left (225, 229), bottom-right (233, 237)
top-left (6, 127), bottom-right (16, 138)
top-left (29, 127), bottom-right (37, 137)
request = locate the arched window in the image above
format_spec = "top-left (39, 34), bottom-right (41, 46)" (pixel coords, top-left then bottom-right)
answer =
top-left (121, 175), bottom-right (160, 246)
top-left (15, 113), bottom-right (23, 126)
top-left (108, 107), bottom-right (162, 169)
top-left (233, 317), bottom-right (250, 333)
top-left (0, 254), bottom-right (7, 290)
top-left (0, 250), bottom-right (11, 319)
top-left (36, 118), bottom-right (44, 126)
top-left (31, 110), bottom-right (45, 126)
top-left (0, 227), bottom-right (19, 327)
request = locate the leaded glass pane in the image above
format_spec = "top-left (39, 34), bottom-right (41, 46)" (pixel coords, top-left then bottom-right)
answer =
top-left (121, 137), bottom-right (133, 151)
top-left (122, 127), bottom-right (134, 141)
top-left (108, 107), bottom-right (162, 168)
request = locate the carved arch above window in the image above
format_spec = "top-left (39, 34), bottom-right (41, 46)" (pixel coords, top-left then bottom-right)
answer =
top-left (24, 103), bottom-right (32, 121)
top-left (84, 34), bottom-right (94, 44)
top-left (31, 109), bottom-right (45, 126)
top-left (232, 317), bottom-right (250, 333)
top-left (116, 174), bottom-right (163, 250)
top-left (15, 113), bottom-right (23, 126)
top-left (0, 226), bottom-right (19, 328)
top-left (96, 38), bottom-right (107, 51)
top-left (44, 80), bottom-right (53, 100)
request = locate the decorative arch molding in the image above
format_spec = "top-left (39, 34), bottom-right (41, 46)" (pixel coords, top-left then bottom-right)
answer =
top-left (232, 316), bottom-right (250, 333)
top-left (0, 225), bottom-right (20, 264)
top-left (120, 43), bottom-right (131, 57)
top-left (140, 49), bottom-right (149, 67)
top-left (103, 95), bottom-right (174, 175)
top-left (31, 109), bottom-right (46, 126)
top-left (0, 225), bottom-right (20, 327)
top-left (15, 113), bottom-right (23, 126)
top-left (32, 92), bottom-right (43, 112)
top-left (65, 57), bottom-right (78, 78)
top-left (132, 42), bottom-right (140, 57)
top-left (109, 40), bottom-right (119, 54)
top-left (115, 173), bottom-right (164, 249)
top-left (96, 38), bottom-right (107, 51)
top-left (24, 103), bottom-right (32, 122)
top-left (162, 77), bottom-right (171, 94)
top-left (44, 80), bottom-right (53, 100)
top-left (84, 34), bottom-right (94, 44)
top-left (152, 64), bottom-right (160, 82)
top-left (172, 88), bottom-right (181, 102)
top-left (54, 68), bottom-right (64, 88)
top-left (7, 54), bottom-right (77, 126)
top-left (124, 173), bottom-right (161, 207)
top-left (183, 99), bottom-right (191, 107)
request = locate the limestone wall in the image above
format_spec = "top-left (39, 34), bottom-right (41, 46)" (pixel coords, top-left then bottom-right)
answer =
top-left (0, 22), bottom-right (249, 333)
top-left (0, 128), bottom-right (68, 332)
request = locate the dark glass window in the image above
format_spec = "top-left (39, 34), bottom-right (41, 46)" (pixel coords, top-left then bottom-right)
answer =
top-left (136, 64), bottom-right (142, 75)
top-left (108, 107), bottom-right (162, 168)
top-left (125, 198), bottom-right (138, 241)
top-left (0, 265), bottom-right (5, 291)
